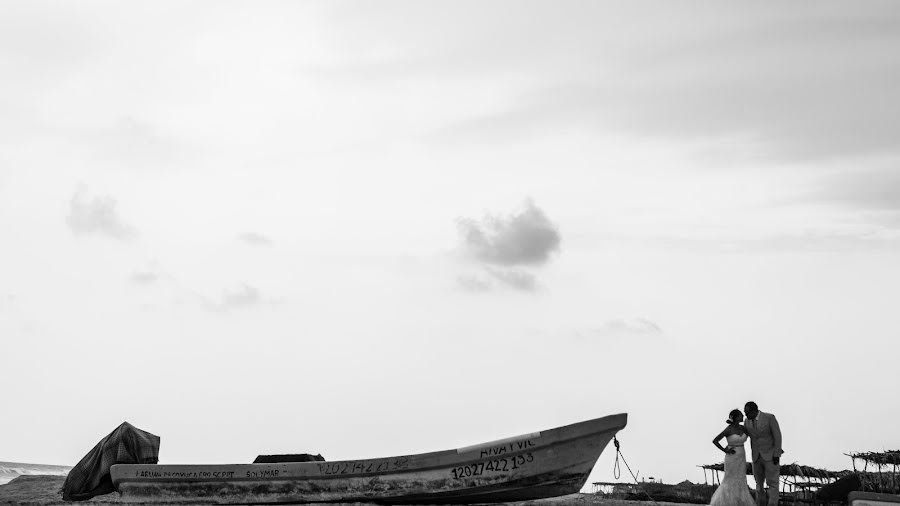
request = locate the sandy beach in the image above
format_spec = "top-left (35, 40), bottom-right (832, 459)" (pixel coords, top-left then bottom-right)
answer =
top-left (0, 475), bottom-right (701, 506)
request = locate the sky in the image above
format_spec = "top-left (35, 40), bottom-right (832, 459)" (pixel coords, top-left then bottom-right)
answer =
top-left (1, 0), bottom-right (900, 490)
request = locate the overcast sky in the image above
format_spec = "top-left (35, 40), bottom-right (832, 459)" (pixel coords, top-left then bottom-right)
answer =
top-left (2, 1), bottom-right (899, 488)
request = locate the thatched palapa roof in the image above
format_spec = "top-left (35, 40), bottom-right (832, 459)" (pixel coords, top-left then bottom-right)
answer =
top-left (698, 462), bottom-right (846, 479)
top-left (847, 451), bottom-right (900, 466)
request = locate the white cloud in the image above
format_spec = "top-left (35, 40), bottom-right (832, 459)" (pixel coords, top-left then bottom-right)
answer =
top-left (813, 165), bottom-right (900, 212)
top-left (455, 200), bottom-right (559, 294)
top-left (486, 267), bottom-right (538, 292)
top-left (237, 232), bottom-right (272, 246)
top-left (455, 268), bottom-right (538, 293)
top-left (130, 270), bottom-right (160, 285)
top-left (457, 199), bottom-right (560, 266)
top-left (456, 274), bottom-right (491, 293)
top-left (585, 318), bottom-right (663, 339)
top-left (66, 189), bottom-right (137, 240)
top-left (204, 283), bottom-right (263, 312)
top-left (415, 4), bottom-right (900, 163)
top-left (0, 294), bottom-right (16, 311)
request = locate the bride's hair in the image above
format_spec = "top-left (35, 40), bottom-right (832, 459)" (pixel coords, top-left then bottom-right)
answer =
top-left (726, 409), bottom-right (742, 424)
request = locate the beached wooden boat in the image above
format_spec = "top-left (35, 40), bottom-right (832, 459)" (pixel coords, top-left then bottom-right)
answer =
top-left (849, 491), bottom-right (900, 506)
top-left (110, 413), bottom-right (627, 504)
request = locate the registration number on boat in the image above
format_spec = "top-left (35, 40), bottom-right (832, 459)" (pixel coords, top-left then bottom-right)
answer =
top-left (317, 457), bottom-right (410, 475)
top-left (450, 453), bottom-right (534, 479)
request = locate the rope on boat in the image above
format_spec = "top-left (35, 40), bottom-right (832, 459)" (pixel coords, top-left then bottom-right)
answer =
top-left (613, 436), bottom-right (662, 506)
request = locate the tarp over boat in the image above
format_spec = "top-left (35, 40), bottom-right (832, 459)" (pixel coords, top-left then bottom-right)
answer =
top-left (62, 422), bottom-right (159, 501)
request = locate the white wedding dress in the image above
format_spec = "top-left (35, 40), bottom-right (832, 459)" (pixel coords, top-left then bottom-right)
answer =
top-left (710, 433), bottom-right (756, 506)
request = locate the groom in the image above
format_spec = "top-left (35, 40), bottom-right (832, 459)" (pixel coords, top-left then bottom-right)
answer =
top-left (744, 401), bottom-right (784, 506)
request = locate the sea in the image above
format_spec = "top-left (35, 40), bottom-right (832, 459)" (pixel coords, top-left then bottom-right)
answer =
top-left (0, 461), bottom-right (71, 486)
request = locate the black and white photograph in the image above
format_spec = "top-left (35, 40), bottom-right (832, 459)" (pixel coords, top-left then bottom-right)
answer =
top-left (1, 2), bottom-right (899, 506)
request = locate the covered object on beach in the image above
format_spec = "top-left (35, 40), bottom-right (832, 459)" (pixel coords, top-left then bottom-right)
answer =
top-left (62, 422), bottom-right (160, 501)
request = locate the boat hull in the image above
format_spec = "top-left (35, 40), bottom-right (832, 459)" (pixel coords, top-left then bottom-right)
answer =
top-left (111, 413), bottom-right (627, 504)
top-left (849, 492), bottom-right (900, 506)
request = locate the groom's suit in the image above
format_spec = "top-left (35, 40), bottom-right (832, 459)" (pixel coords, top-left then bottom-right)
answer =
top-left (746, 411), bottom-right (782, 461)
top-left (745, 411), bottom-right (783, 506)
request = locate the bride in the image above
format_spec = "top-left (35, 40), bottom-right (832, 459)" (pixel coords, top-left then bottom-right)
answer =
top-left (710, 409), bottom-right (756, 506)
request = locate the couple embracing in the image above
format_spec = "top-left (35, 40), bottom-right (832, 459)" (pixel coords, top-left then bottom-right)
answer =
top-left (710, 402), bottom-right (784, 506)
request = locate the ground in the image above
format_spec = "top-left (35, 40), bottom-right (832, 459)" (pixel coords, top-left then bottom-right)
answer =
top-left (0, 476), bottom-right (703, 506)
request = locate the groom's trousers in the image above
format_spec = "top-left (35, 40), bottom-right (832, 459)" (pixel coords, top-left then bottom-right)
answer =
top-left (752, 455), bottom-right (780, 506)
